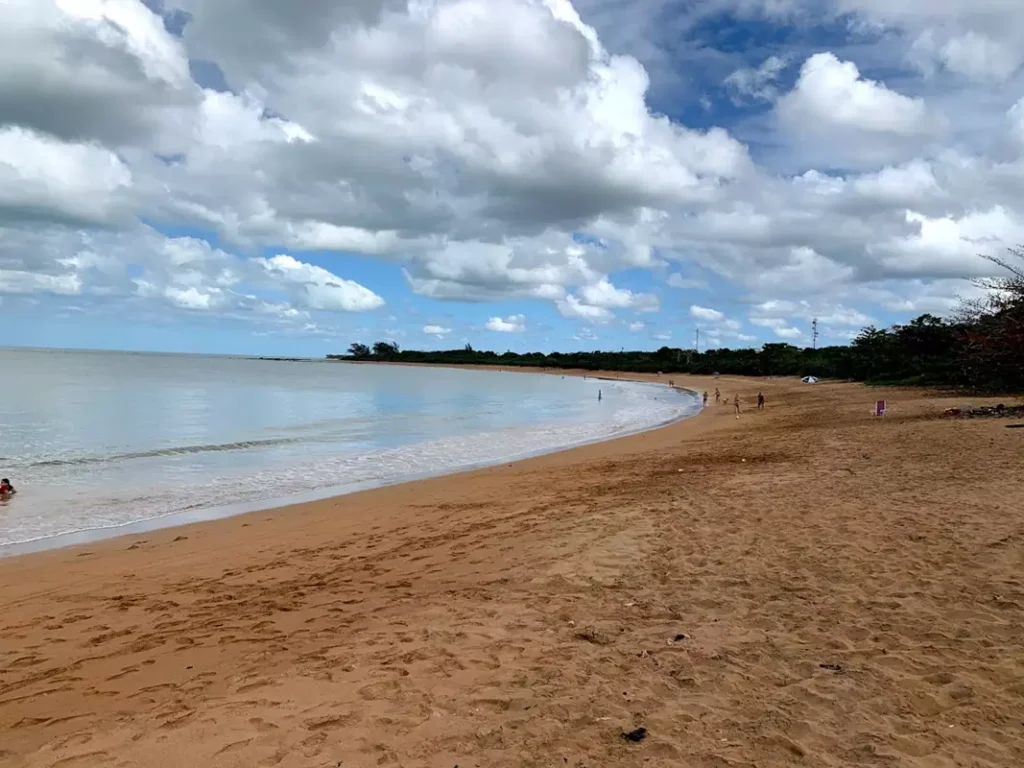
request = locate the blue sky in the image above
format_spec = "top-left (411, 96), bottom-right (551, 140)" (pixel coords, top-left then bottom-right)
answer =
top-left (2, 0), bottom-right (1022, 356)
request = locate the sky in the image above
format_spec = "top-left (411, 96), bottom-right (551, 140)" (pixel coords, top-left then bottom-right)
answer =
top-left (2, 0), bottom-right (1024, 356)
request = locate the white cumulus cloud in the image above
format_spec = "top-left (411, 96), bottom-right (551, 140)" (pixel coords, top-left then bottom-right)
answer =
top-left (485, 314), bottom-right (526, 332)
top-left (776, 52), bottom-right (939, 167)
top-left (779, 53), bottom-right (931, 137)
top-left (690, 305), bottom-right (724, 322)
top-left (254, 254), bottom-right (385, 312)
top-left (0, 0), bottom-right (1022, 347)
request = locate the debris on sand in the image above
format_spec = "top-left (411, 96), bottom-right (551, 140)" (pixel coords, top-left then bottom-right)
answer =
top-left (621, 727), bottom-right (648, 743)
top-left (574, 627), bottom-right (611, 645)
top-left (819, 663), bottom-right (844, 672)
top-left (946, 404), bottom-right (1024, 419)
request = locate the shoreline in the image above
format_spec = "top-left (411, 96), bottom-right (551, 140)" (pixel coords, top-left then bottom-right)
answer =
top-left (0, 368), bottom-right (698, 557)
top-left (2, 373), bottom-right (1021, 767)
top-left (0, 367), bottom-right (733, 575)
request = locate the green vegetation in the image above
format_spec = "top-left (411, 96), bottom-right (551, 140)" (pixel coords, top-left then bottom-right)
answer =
top-left (330, 248), bottom-right (1024, 394)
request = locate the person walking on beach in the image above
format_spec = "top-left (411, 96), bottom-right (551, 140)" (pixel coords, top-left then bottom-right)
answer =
top-left (702, 391), bottom-right (708, 406)
top-left (598, 389), bottom-right (602, 402)
top-left (715, 388), bottom-right (721, 405)
top-left (733, 394), bottom-right (741, 418)
top-left (757, 392), bottom-right (765, 410)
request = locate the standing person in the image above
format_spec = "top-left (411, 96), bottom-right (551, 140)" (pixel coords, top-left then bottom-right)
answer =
top-left (702, 391), bottom-right (708, 406)
top-left (733, 394), bottom-right (741, 418)
top-left (598, 389), bottom-right (602, 402)
top-left (715, 388), bottom-right (721, 405)
top-left (757, 392), bottom-right (765, 410)
top-left (0, 478), bottom-right (15, 497)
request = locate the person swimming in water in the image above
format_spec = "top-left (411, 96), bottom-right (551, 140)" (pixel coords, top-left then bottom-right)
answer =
top-left (0, 478), bottom-right (15, 497)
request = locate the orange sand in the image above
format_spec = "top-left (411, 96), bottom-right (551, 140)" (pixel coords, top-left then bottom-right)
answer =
top-left (1, 373), bottom-right (1022, 767)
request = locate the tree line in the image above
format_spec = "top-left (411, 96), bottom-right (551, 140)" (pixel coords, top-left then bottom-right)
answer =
top-left (330, 248), bottom-right (1024, 394)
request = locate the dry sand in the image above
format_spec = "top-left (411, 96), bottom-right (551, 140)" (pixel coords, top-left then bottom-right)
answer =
top-left (0, 373), bottom-right (1022, 767)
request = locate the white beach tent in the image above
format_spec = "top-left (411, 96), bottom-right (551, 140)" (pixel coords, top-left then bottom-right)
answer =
top-left (801, 376), bottom-right (819, 384)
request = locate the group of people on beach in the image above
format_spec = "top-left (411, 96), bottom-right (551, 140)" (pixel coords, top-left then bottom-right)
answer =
top-left (701, 388), bottom-right (765, 417)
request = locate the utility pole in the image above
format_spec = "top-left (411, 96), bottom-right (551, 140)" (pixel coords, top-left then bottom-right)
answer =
top-left (812, 318), bottom-right (819, 350)
top-left (695, 328), bottom-right (700, 353)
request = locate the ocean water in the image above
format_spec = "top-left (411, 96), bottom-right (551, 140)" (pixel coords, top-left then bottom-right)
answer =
top-left (0, 348), bottom-right (699, 552)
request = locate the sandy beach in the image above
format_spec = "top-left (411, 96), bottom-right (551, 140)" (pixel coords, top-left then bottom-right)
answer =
top-left (1, 372), bottom-right (1022, 767)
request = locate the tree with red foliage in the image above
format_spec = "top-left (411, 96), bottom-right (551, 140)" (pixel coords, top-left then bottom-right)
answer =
top-left (956, 246), bottom-right (1024, 393)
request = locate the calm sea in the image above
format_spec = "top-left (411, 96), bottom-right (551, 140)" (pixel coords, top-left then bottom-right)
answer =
top-left (0, 348), bottom-right (699, 552)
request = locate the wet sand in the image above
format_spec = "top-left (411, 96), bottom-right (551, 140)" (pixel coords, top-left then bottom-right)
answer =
top-left (0, 373), bottom-right (1022, 767)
